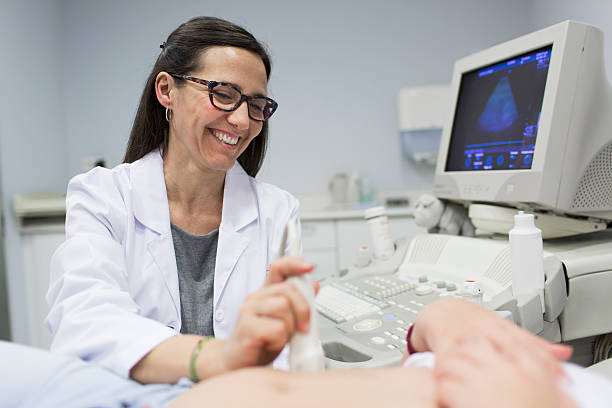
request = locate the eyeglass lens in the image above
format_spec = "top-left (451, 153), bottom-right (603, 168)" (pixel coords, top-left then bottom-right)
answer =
top-left (210, 84), bottom-right (274, 121)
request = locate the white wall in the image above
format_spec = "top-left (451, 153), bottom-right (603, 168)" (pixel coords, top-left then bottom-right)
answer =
top-left (0, 0), bottom-right (67, 342)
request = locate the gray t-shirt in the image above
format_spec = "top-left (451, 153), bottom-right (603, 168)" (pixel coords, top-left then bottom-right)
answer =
top-left (170, 223), bottom-right (218, 337)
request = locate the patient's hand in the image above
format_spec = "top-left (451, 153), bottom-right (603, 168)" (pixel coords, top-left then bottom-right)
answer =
top-left (410, 298), bottom-right (572, 370)
top-left (434, 338), bottom-right (578, 408)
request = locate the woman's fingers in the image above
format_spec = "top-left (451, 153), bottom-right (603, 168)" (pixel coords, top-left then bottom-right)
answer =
top-left (248, 315), bottom-right (293, 352)
top-left (548, 343), bottom-right (573, 361)
top-left (266, 256), bottom-right (314, 285)
top-left (248, 281), bottom-right (311, 333)
top-left (478, 318), bottom-right (566, 379)
top-left (249, 294), bottom-right (297, 338)
top-left (417, 298), bottom-right (569, 372)
top-left (452, 312), bottom-right (565, 380)
top-left (435, 337), bottom-right (576, 408)
top-left (312, 279), bottom-right (320, 295)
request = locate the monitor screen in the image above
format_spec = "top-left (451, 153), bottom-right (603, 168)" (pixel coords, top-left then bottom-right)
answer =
top-left (445, 45), bottom-right (553, 171)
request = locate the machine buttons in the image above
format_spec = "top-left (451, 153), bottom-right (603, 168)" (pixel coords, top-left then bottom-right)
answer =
top-left (418, 275), bottom-right (428, 283)
top-left (353, 318), bottom-right (383, 332)
top-left (383, 314), bottom-right (397, 320)
top-left (435, 281), bottom-right (446, 288)
top-left (446, 283), bottom-right (457, 291)
top-left (387, 344), bottom-right (397, 350)
top-left (371, 336), bottom-right (386, 345)
top-left (415, 285), bottom-right (433, 296)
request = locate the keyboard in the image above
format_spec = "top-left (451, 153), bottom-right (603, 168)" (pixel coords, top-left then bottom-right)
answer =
top-left (315, 284), bottom-right (385, 323)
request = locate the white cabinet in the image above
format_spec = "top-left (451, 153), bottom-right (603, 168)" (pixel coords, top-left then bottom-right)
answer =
top-left (22, 228), bottom-right (65, 349)
top-left (14, 194), bottom-right (66, 348)
top-left (301, 221), bottom-right (338, 280)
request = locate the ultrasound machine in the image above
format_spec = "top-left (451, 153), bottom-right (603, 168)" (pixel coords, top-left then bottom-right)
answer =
top-left (315, 20), bottom-right (612, 370)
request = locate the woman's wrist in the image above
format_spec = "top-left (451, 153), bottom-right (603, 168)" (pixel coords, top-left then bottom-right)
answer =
top-left (406, 324), bottom-right (417, 354)
top-left (190, 336), bottom-right (214, 382)
top-left (409, 321), bottom-right (430, 354)
top-left (193, 338), bottom-right (229, 381)
top-left (410, 297), bottom-right (461, 353)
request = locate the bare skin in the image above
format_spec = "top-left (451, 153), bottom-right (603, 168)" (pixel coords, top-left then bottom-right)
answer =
top-left (171, 366), bottom-right (437, 408)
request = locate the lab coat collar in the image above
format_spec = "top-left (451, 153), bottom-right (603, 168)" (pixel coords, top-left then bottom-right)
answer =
top-left (213, 163), bottom-right (257, 307)
top-left (221, 162), bottom-right (258, 232)
top-left (131, 150), bottom-right (258, 235)
top-left (131, 150), bottom-right (171, 235)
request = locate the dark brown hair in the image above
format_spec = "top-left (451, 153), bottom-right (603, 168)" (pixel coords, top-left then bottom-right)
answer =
top-left (123, 16), bottom-right (272, 177)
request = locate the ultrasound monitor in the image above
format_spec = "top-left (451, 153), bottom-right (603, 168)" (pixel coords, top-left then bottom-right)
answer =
top-left (445, 46), bottom-right (551, 172)
top-left (434, 21), bottom-right (612, 222)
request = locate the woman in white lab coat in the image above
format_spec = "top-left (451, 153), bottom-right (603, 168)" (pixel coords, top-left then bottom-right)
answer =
top-left (46, 16), bottom-right (314, 384)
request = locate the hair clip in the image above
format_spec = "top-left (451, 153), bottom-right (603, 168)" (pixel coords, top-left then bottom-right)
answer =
top-left (160, 41), bottom-right (167, 49)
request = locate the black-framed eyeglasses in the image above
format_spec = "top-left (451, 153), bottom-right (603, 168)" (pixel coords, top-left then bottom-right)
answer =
top-left (169, 73), bottom-right (278, 122)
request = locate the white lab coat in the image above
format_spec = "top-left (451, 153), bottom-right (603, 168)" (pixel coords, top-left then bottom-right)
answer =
top-left (46, 150), bottom-right (299, 378)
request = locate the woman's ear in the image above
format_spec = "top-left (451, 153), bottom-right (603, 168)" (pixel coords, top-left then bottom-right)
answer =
top-left (155, 72), bottom-right (173, 109)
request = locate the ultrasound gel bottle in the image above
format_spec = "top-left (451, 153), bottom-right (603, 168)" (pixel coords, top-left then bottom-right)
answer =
top-left (365, 206), bottom-right (395, 260)
top-left (509, 211), bottom-right (545, 311)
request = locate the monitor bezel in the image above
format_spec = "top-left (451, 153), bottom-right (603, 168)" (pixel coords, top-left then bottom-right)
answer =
top-left (434, 21), bottom-right (588, 206)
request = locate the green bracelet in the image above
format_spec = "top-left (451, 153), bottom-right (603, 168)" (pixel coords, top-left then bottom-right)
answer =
top-left (189, 336), bottom-right (213, 383)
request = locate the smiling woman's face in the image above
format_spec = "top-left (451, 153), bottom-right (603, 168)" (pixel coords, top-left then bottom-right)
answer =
top-left (164, 46), bottom-right (268, 175)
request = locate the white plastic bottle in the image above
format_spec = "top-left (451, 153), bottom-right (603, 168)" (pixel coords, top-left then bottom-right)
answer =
top-left (509, 211), bottom-right (545, 311)
top-left (353, 245), bottom-right (372, 268)
top-left (364, 206), bottom-right (395, 260)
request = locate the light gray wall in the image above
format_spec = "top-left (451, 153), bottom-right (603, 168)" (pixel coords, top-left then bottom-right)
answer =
top-left (0, 0), bottom-right (67, 343)
top-left (61, 0), bottom-right (534, 195)
top-left (531, 0), bottom-right (612, 81)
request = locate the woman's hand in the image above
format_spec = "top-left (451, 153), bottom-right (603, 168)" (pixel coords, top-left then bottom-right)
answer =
top-left (405, 296), bottom-right (573, 398)
top-left (435, 337), bottom-right (578, 408)
top-left (265, 256), bottom-right (317, 286)
top-left (410, 297), bottom-right (572, 365)
top-left (220, 256), bottom-right (317, 371)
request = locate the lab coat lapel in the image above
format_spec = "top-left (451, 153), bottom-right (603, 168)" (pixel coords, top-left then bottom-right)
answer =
top-left (214, 163), bottom-right (257, 306)
top-left (131, 151), bottom-right (180, 317)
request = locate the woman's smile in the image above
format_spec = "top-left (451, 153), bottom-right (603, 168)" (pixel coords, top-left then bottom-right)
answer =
top-left (210, 128), bottom-right (240, 147)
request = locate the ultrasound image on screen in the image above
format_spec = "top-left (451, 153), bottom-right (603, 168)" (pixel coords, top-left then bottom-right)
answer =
top-left (445, 45), bottom-right (552, 171)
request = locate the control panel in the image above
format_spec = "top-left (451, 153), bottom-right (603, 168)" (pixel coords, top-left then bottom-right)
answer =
top-left (316, 234), bottom-right (568, 369)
